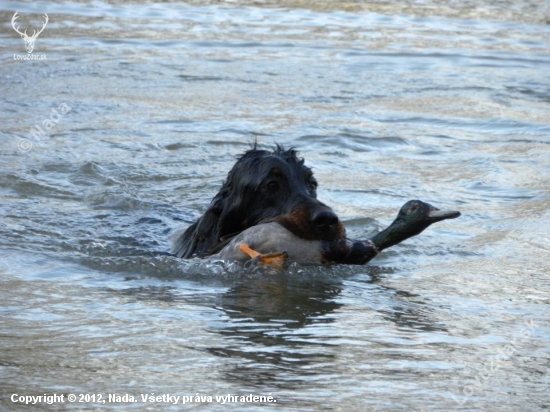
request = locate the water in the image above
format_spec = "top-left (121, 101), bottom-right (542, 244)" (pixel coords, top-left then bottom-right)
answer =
top-left (1, 1), bottom-right (549, 410)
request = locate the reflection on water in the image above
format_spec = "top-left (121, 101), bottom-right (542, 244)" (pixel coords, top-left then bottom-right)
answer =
top-left (210, 275), bottom-right (343, 389)
top-left (1, 0), bottom-right (549, 411)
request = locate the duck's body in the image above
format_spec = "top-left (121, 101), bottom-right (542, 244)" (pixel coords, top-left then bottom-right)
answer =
top-left (209, 200), bottom-right (460, 266)
top-left (210, 222), bottom-right (333, 264)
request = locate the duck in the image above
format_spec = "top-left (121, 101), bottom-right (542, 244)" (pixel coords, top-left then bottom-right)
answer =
top-left (208, 200), bottom-right (460, 267)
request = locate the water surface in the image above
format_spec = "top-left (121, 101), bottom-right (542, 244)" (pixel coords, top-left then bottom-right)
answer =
top-left (1, 1), bottom-right (549, 410)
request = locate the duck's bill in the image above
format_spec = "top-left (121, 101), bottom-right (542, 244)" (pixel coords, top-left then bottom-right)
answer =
top-left (428, 208), bottom-right (461, 222)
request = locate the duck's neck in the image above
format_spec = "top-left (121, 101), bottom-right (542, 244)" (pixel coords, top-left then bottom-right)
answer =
top-left (370, 222), bottom-right (407, 251)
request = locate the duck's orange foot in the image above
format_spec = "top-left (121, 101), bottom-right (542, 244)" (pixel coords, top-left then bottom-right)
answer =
top-left (239, 243), bottom-right (288, 269)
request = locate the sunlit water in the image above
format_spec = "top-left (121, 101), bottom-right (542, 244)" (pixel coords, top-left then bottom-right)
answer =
top-left (1, 1), bottom-right (549, 411)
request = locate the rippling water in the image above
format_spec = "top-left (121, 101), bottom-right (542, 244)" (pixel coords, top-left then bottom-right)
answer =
top-left (1, 1), bottom-right (549, 411)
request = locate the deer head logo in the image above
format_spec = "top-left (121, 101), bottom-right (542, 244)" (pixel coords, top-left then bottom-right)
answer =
top-left (11, 11), bottom-right (49, 54)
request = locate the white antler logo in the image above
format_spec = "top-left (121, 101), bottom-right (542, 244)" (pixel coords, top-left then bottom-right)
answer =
top-left (11, 11), bottom-right (49, 54)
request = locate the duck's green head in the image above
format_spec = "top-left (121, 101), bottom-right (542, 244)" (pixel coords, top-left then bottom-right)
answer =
top-left (372, 200), bottom-right (461, 251)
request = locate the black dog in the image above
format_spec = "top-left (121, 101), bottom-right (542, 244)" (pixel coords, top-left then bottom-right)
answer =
top-left (172, 145), bottom-right (345, 259)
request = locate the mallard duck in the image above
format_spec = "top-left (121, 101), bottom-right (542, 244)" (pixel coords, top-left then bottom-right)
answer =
top-left (209, 200), bottom-right (460, 266)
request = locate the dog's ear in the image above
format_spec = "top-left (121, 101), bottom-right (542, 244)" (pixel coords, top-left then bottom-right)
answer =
top-left (217, 172), bottom-right (264, 239)
top-left (171, 207), bottom-right (222, 258)
top-left (171, 184), bottom-right (249, 258)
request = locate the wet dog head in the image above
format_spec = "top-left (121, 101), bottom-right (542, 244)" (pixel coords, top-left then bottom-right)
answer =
top-left (173, 145), bottom-right (345, 258)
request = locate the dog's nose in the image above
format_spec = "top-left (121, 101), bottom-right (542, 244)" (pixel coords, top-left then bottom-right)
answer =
top-left (311, 209), bottom-right (339, 229)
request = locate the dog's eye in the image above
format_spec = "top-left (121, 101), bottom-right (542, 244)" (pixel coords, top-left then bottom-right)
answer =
top-left (267, 181), bottom-right (280, 191)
